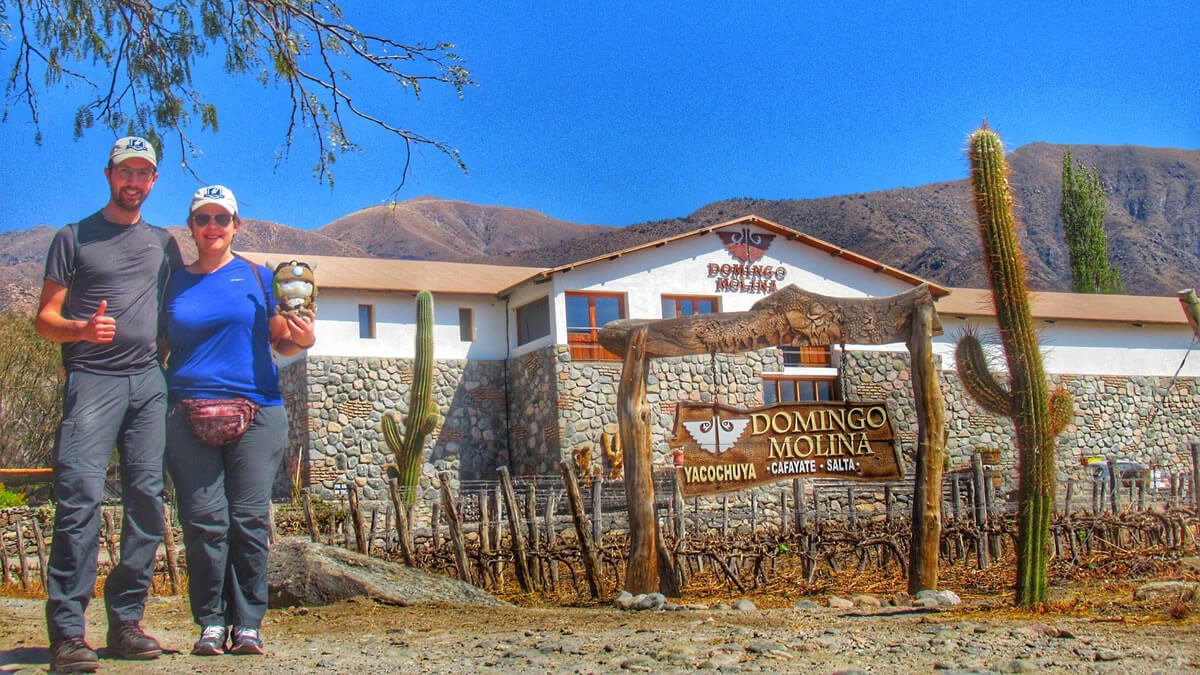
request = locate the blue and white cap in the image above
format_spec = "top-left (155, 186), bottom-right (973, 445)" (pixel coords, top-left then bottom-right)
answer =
top-left (109, 136), bottom-right (157, 167)
top-left (189, 184), bottom-right (238, 216)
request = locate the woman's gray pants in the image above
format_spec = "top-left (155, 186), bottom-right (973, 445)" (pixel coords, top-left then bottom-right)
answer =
top-left (165, 403), bottom-right (286, 629)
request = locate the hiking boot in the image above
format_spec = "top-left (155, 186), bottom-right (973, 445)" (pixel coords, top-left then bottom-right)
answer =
top-left (229, 626), bottom-right (264, 655)
top-left (192, 625), bottom-right (228, 656)
top-left (49, 636), bottom-right (99, 673)
top-left (105, 621), bottom-right (162, 660)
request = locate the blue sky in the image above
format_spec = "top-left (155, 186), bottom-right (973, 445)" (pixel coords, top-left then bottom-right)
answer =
top-left (1, 2), bottom-right (1197, 233)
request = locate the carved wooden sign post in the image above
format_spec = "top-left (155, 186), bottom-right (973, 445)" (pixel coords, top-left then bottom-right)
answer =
top-left (599, 283), bottom-right (947, 596)
top-left (670, 400), bottom-right (903, 497)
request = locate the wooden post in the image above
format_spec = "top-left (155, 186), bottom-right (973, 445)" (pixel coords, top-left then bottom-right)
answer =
top-left (346, 482), bottom-right (368, 554)
top-left (793, 478), bottom-right (806, 533)
top-left (1191, 442), bottom-right (1200, 511)
top-left (1063, 479), bottom-right (1074, 516)
top-left (267, 501), bottom-right (278, 547)
top-left (1108, 458), bottom-right (1121, 514)
top-left (907, 301), bottom-right (947, 593)
top-left (29, 516), bottom-right (48, 592)
top-left (591, 476), bottom-right (604, 545)
top-left (721, 496), bottom-right (729, 538)
top-left (438, 471), bottom-right (472, 584)
top-left (387, 478), bottom-right (416, 566)
top-left (491, 488), bottom-right (504, 584)
top-left (779, 488), bottom-right (789, 533)
top-left (525, 482), bottom-right (541, 588)
top-left (560, 460), bottom-right (604, 599)
top-left (0, 523), bottom-right (11, 585)
top-left (617, 325), bottom-right (659, 594)
top-left (478, 486), bottom-right (493, 587)
top-left (984, 467), bottom-right (1001, 559)
top-left (101, 509), bottom-right (118, 573)
top-left (673, 480), bottom-right (686, 540)
top-left (847, 486), bottom-right (858, 527)
top-left (301, 489), bottom-right (320, 543)
top-left (431, 499), bottom-right (443, 549)
top-left (15, 517), bottom-right (29, 590)
top-left (971, 451), bottom-right (991, 568)
top-left (161, 502), bottom-right (180, 595)
top-left (497, 466), bottom-right (534, 593)
top-left (885, 484), bottom-right (895, 524)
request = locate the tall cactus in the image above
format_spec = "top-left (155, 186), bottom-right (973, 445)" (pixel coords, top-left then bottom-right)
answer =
top-left (382, 290), bottom-right (440, 504)
top-left (957, 125), bottom-right (1074, 607)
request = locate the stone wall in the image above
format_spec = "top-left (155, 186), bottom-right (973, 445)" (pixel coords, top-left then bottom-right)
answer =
top-left (289, 348), bottom-right (1199, 507)
top-left (295, 356), bottom-right (507, 502)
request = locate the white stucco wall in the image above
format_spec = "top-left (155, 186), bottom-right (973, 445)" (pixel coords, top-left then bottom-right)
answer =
top-left (306, 289), bottom-right (510, 360)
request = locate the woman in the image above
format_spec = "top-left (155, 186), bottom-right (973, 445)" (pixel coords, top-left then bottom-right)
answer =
top-left (162, 185), bottom-right (315, 656)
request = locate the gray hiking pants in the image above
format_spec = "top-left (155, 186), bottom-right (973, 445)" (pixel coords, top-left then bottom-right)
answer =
top-left (45, 369), bottom-right (167, 642)
top-left (165, 403), bottom-right (286, 629)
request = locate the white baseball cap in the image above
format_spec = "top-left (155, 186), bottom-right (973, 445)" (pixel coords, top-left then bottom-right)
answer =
top-left (189, 185), bottom-right (238, 216)
top-left (109, 136), bottom-right (157, 167)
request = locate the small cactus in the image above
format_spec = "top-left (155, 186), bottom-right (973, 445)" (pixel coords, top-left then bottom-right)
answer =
top-left (382, 290), bottom-right (440, 504)
top-left (958, 125), bottom-right (1074, 607)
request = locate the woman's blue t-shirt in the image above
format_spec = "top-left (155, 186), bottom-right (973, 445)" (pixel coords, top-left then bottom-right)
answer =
top-left (164, 256), bottom-right (283, 406)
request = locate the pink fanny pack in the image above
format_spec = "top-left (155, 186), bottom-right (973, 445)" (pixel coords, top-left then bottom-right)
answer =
top-left (179, 398), bottom-right (260, 446)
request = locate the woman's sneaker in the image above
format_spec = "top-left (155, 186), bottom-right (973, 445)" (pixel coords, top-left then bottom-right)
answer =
top-left (191, 625), bottom-right (227, 656)
top-left (229, 627), bottom-right (264, 655)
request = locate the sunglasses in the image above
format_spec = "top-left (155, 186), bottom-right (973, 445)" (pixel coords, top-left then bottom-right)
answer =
top-left (192, 213), bottom-right (234, 227)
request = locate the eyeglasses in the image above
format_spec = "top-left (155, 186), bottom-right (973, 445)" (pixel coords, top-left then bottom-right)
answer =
top-left (112, 167), bottom-right (155, 182)
top-left (192, 213), bottom-right (234, 227)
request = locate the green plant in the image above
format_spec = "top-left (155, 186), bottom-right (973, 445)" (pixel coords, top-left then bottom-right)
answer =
top-left (1061, 148), bottom-right (1123, 294)
top-left (0, 483), bottom-right (28, 508)
top-left (381, 290), bottom-right (440, 504)
top-left (957, 124), bottom-right (1074, 607)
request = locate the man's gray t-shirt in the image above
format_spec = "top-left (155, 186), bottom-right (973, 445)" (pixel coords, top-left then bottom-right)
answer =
top-left (44, 211), bottom-right (184, 375)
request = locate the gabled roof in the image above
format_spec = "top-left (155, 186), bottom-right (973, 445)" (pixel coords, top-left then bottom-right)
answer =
top-left (237, 251), bottom-right (545, 296)
top-left (498, 214), bottom-right (950, 297)
top-left (938, 287), bottom-right (1190, 326)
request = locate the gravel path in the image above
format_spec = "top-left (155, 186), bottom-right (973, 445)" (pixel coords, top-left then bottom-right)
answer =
top-left (2, 593), bottom-right (1199, 673)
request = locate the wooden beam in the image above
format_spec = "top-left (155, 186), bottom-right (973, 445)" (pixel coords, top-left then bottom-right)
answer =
top-left (599, 283), bottom-right (941, 358)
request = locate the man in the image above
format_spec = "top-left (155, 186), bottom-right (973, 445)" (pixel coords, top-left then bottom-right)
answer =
top-left (36, 137), bottom-right (184, 673)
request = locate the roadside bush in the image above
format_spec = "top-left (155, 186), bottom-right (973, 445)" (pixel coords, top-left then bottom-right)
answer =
top-left (0, 311), bottom-right (63, 468)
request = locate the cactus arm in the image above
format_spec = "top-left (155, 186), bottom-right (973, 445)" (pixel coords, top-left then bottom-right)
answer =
top-left (1048, 388), bottom-right (1074, 437)
top-left (955, 332), bottom-right (1013, 417)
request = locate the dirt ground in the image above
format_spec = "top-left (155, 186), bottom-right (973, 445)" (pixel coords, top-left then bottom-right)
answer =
top-left (2, 581), bottom-right (1199, 674)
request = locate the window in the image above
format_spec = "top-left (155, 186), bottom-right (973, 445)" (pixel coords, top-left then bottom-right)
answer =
top-left (358, 304), bottom-right (375, 339)
top-left (779, 345), bottom-right (832, 367)
top-left (763, 376), bottom-right (839, 404)
top-left (458, 307), bottom-right (474, 342)
top-left (566, 291), bottom-right (625, 361)
top-left (516, 296), bottom-right (550, 346)
top-left (662, 294), bottom-right (719, 318)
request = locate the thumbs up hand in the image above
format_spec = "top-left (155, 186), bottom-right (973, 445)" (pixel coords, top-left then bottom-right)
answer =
top-left (83, 299), bottom-right (116, 343)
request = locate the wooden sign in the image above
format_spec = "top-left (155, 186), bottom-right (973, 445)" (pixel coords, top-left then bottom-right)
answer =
top-left (669, 401), bottom-right (903, 497)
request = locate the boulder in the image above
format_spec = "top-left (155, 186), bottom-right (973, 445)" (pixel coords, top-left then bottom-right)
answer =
top-left (267, 537), bottom-right (506, 608)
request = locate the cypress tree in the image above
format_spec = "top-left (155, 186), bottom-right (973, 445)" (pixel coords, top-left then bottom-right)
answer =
top-left (1060, 149), bottom-right (1123, 294)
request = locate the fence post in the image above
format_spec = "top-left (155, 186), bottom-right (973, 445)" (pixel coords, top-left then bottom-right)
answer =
top-left (301, 489), bottom-right (320, 543)
top-left (1191, 442), bottom-right (1200, 511)
top-left (560, 461), bottom-right (604, 599)
top-left (591, 476), bottom-right (604, 545)
top-left (160, 502), bottom-right (180, 595)
top-left (438, 471), bottom-right (472, 584)
top-left (1108, 458), bottom-right (1121, 514)
top-left (0, 523), bottom-right (11, 585)
top-left (14, 517), bottom-right (29, 590)
top-left (525, 482), bottom-right (542, 588)
top-left (346, 482), bottom-right (368, 554)
top-left (794, 479), bottom-right (807, 533)
top-left (497, 466), bottom-right (534, 593)
top-left (971, 452), bottom-right (990, 568)
top-left (387, 478), bottom-right (416, 566)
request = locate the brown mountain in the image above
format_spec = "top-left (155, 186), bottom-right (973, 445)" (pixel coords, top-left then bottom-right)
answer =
top-left (2, 143), bottom-right (1197, 313)
top-left (479, 143), bottom-right (1200, 296)
top-left (317, 197), bottom-right (614, 260)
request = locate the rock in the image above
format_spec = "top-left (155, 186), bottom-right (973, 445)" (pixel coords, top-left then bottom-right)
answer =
top-left (915, 589), bottom-right (961, 607)
top-left (828, 596), bottom-right (855, 609)
top-left (891, 591), bottom-right (913, 607)
top-left (633, 593), bottom-right (666, 610)
top-left (613, 591), bottom-right (636, 609)
top-left (851, 594), bottom-right (883, 607)
top-left (732, 599), bottom-right (757, 611)
top-left (267, 537), bottom-right (506, 608)
top-left (794, 599), bottom-right (822, 610)
top-left (1133, 580), bottom-right (1200, 601)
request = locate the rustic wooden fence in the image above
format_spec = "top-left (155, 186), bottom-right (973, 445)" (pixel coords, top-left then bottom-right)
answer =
top-left (2, 460), bottom-right (1199, 597)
